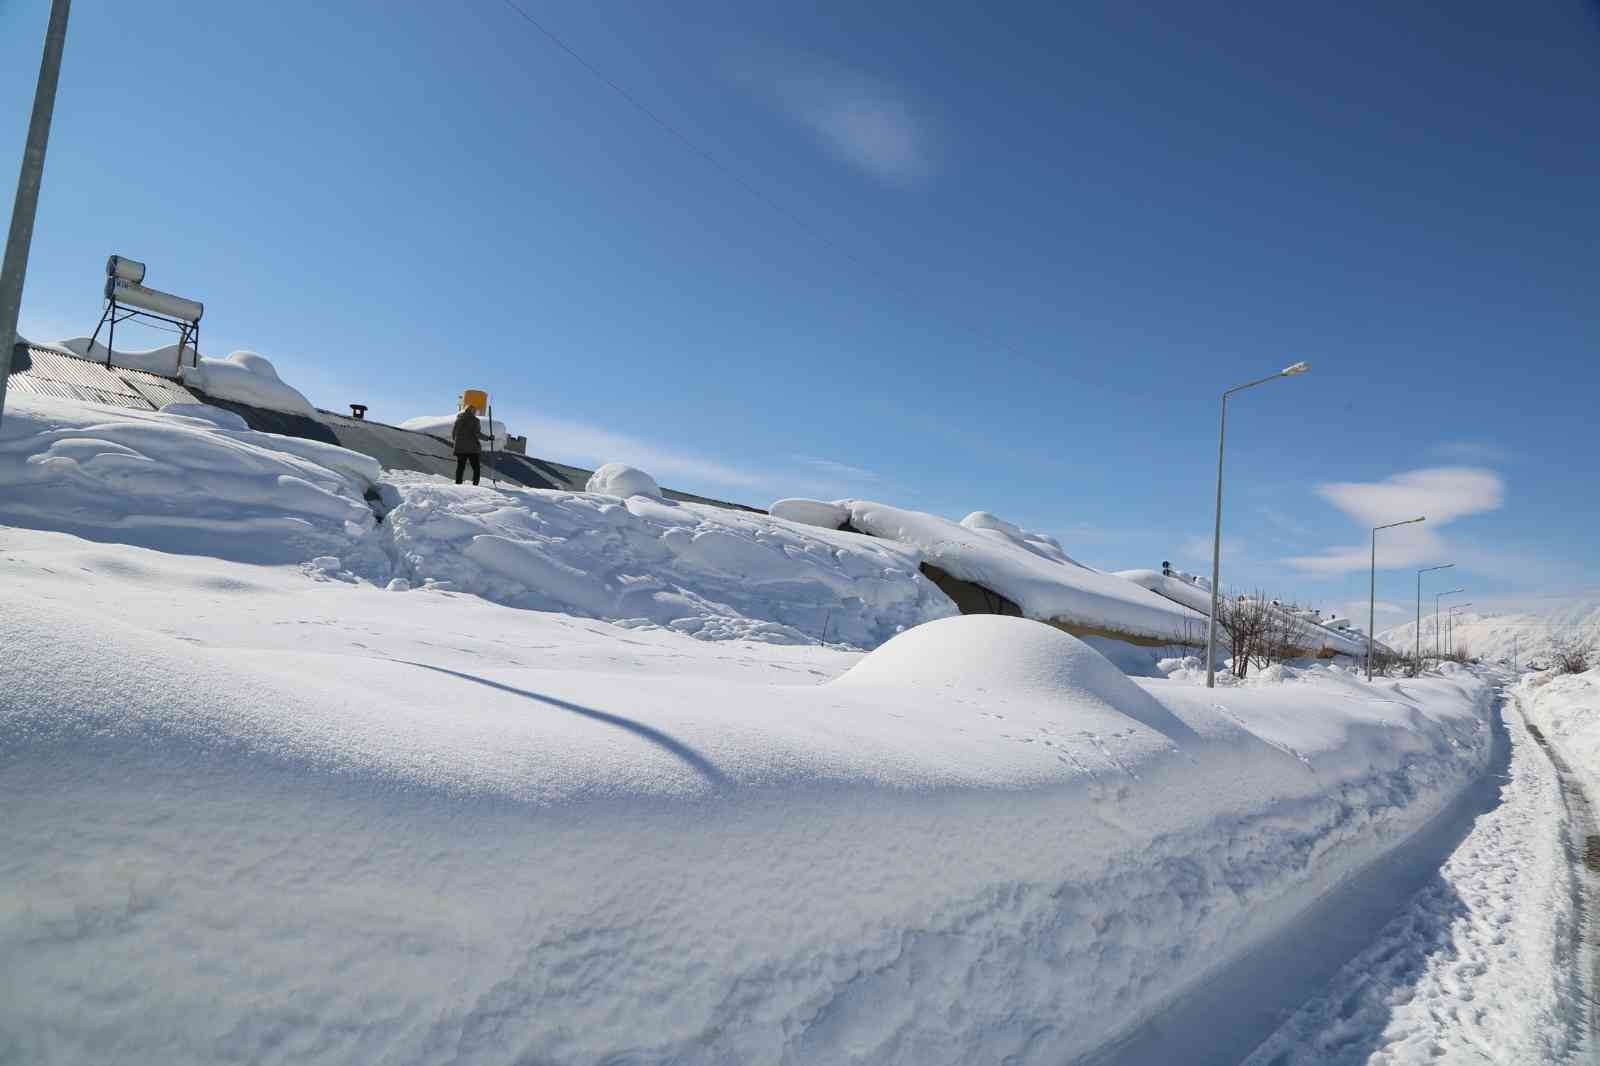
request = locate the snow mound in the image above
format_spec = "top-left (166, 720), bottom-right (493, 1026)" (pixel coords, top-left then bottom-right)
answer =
top-left (398, 413), bottom-right (511, 442)
top-left (836, 615), bottom-right (1191, 736)
top-left (0, 393), bottom-right (378, 564)
top-left (380, 473), bottom-right (955, 647)
top-left (769, 497), bottom-right (849, 529)
top-left (845, 499), bottom-right (1202, 642)
top-left (181, 350), bottom-right (317, 417)
top-left (585, 461), bottom-right (661, 498)
top-left (157, 401), bottom-right (250, 430)
top-left (839, 614), bottom-right (1138, 699)
top-left (51, 335), bottom-right (189, 375)
top-left (959, 510), bottom-right (1081, 566)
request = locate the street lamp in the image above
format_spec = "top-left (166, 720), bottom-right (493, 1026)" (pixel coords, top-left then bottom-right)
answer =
top-left (1205, 361), bottom-right (1312, 689)
top-left (1369, 516), bottom-right (1425, 680)
top-left (1435, 588), bottom-right (1465, 660)
top-left (1416, 564), bottom-right (1454, 670)
top-left (1448, 603), bottom-right (1472, 657)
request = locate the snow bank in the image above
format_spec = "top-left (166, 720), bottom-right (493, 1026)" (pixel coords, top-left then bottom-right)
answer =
top-left (1245, 680), bottom-right (1582, 1066)
top-left (585, 461), bottom-right (661, 498)
top-left (181, 350), bottom-right (318, 417)
top-left (769, 497), bottom-right (849, 529)
top-left (398, 412), bottom-right (511, 442)
top-left (51, 335), bottom-right (190, 375)
top-left (1519, 666), bottom-right (1600, 796)
top-left (0, 393), bottom-right (377, 564)
top-left (0, 562), bottom-right (1495, 1066)
top-left (845, 499), bottom-right (1203, 642)
top-left (378, 473), bottom-right (954, 646)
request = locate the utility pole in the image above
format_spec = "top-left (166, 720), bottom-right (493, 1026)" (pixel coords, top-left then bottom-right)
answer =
top-left (0, 0), bottom-right (72, 431)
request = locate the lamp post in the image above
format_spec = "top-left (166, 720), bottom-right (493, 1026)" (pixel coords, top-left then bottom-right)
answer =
top-left (1416, 564), bottom-right (1454, 672)
top-left (0, 0), bottom-right (72, 432)
top-left (1368, 516), bottom-right (1425, 680)
top-left (1435, 588), bottom-right (1464, 660)
top-left (1205, 360), bottom-right (1312, 688)
top-left (1448, 603), bottom-right (1472, 658)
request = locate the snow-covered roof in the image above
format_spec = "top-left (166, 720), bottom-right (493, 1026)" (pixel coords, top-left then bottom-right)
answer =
top-left (841, 500), bottom-right (1206, 643)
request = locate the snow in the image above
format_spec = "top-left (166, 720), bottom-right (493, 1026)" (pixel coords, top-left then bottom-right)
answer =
top-left (157, 401), bottom-right (250, 430)
top-left (0, 527), bottom-right (1497, 1064)
top-left (584, 461), bottom-right (661, 498)
top-left (0, 393), bottom-right (377, 564)
top-left (0, 392), bottom-right (1534, 1063)
top-left (1520, 664), bottom-right (1600, 798)
top-left (958, 510), bottom-right (1080, 566)
top-left (844, 499), bottom-right (1206, 642)
top-left (1116, 567), bottom-right (1368, 657)
top-left (49, 335), bottom-right (192, 375)
top-left (769, 497), bottom-right (849, 529)
top-left (378, 472), bottom-right (953, 647)
top-left (398, 412), bottom-right (511, 442)
top-left (1381, 601), bottom-right (1600, 666)
top-left (179, 350), bottom-right (319, 417)
top-left (1243, 676), bottom-right (1589, 1064)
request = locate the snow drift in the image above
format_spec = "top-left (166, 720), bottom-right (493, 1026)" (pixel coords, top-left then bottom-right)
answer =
top-left (0, 393), bottom-right (377, 564)
top-left (180, 350), bottom-right (319, 416)
top-left (399, 412), bottom-right (511, 442)
top-left (584, 461), bottom-right (661, 498)
top-left (378, 473), bottom-right (954, 646)
top-left (0, 570), bottom-right (1495, 1066)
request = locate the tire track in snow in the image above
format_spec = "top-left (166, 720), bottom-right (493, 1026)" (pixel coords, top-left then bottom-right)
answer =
top-left (1520, 700), bottom-right (1600, 1062)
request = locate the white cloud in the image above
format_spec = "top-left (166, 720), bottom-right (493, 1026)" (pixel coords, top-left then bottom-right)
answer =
top-left (509, 412), bottom-right (775, 492)
top-left (749, 57), bottom-right (938, 185)
top-left (1285, 467), bottom-right (1504, 574)
top-left (794, 455), bottom-right (880, 482)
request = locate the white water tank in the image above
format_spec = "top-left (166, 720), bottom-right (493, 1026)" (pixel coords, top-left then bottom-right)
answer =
top-left (105, 277), bottom-right (204, 322)
top-left (105, 255), bottom-right (146, 284)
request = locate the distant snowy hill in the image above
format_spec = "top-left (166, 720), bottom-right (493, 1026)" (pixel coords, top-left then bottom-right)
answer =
top-left (1379, 599), bottom-right (1600, 664)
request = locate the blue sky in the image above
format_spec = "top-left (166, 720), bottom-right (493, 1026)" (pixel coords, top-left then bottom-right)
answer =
top-left (4, 0), bottom-right (1597, 628)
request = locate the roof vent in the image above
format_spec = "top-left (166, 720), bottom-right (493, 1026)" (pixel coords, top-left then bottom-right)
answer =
top-left (350, 404), bottom-right (368, 420)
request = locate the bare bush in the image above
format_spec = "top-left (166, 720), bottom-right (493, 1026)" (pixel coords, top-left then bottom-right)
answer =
top-left (1549, 633), bottom-right (1595, 675)
top-left (1217, 590), bottom-right (1273, 679)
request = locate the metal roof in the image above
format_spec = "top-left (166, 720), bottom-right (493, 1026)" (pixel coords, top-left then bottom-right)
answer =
top-left (8, 343), bottom-right (202, 411)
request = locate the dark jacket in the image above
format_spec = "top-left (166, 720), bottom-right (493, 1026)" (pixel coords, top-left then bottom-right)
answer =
top-left (451, 408), bottom-right (488, 455)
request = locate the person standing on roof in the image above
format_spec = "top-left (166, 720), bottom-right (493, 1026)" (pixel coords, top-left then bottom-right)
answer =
top-left (451, 403), bottom-right (490, 485)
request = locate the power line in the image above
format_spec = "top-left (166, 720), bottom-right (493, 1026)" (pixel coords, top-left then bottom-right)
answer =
top-left (495, 0), bottom-right (1047, 367)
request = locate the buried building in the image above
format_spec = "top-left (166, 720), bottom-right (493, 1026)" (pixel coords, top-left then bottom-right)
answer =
top-left (769, 498), bottom-right (1212, 651)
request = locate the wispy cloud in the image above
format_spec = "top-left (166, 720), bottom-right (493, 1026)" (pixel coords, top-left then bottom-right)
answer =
top-left (740, 54), bottom-right (939, 185)
top-left (794, 455), bottom-right (880, 482)
top-left (1285, 467), bottom-right (1504, 574)
top-left (511, 412), bottom-right (776, 491)
top-left (1429, 439), bottom-right (1518, 464)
